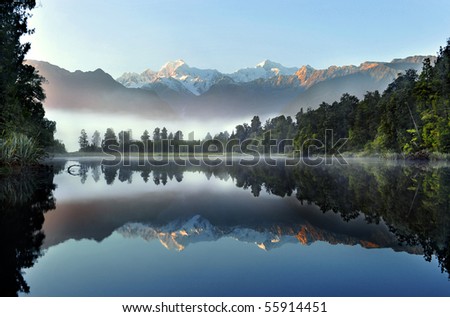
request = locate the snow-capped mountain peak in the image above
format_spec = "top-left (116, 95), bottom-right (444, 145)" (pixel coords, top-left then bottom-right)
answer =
top-left (158, 59), bottom-right (187, 77)
top-left (256, 59), bottom-right (297, 74)
top-left (229, 60), bottom-right (298, 83)
top-left (115, 56), bottom-right (431, 96)
top-left (116, 59), bottom-right (223, 95)
top-left (256, 59), bottom-right (279, 68)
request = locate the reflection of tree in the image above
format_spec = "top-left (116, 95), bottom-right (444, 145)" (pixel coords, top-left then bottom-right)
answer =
top-left (230, 164), bottom-right (295, 197)
top-left (216, 162), bottom-right (450, 277)
top-left (141, 170), bottom-right (150, 183)
top-left (85, 162), bottom-right (187, 186)
top-left (91, 165), bottom-right (101, 183)
top-left (102, 165), bottom-right (119, 185)
top-left (174, 171), bottom-right (183, 183)
top-left (153, 171), bottom-right (161, 185)
top-left (383, 167), bottom-right (450, 275)
top-left (0, 168), bottom-right (56, 296)
top-left (49, 160), bottom-right (68, 175)
top-left (80, 165), bottom-right (89, 184)
top-left (293, 163), bottom-right (450, 277)
top-left (160, 172), bottom-right (168, 186)
top-left (69, 160), bottom-right (450, 277)
top-left (118, 168), bottom-right (132, 183)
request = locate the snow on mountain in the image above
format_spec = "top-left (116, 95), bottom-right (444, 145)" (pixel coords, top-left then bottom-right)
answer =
top-left (116, 56), bottom-right (431, 97)
top-left (116, 214), bottom-right (411, 252)
top-left (117, 59), bottom-right (299, 93)
top-left (229, 59), bottom-right (298, 83)
top-left (116, 59), bottom-right (224, 96)
top-left (118, 215), bottom-right (299, 251)
top-left (118, 215), bottom-right (222, 251)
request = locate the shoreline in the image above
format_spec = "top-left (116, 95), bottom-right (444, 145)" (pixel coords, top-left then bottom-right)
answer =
top-left (47, 151), bottom-right (450, 161)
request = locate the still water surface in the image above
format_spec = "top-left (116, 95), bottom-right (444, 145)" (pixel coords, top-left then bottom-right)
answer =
top-left (1, 159), bottom-right (449, 296)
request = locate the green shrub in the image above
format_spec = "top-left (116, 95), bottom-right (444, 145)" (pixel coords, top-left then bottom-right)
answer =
top-left (0, 132), bottom-right (45, 166)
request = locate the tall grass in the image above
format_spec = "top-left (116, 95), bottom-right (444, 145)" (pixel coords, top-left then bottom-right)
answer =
top-left (0, 132), bottom-right (45, 166)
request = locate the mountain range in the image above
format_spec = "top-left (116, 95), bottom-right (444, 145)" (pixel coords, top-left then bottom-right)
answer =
top-left (29, 56), bottom-right (432, 121)
top-left (26, 60), bottom-right (178, 119)
top-left (118, 215), bottom-right (420, 253)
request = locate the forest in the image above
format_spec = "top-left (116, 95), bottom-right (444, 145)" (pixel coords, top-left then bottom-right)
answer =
top-left (295, 44), bottom-right (450, 158)
top-left (0, 1), bottom-right (64, 170)
top-left (78, 40), bottom-right (450, 159)
top-left (2, 2), bottom-right (450, 166)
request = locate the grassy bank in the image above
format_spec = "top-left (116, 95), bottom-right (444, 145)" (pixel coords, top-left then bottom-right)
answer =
top-left (0, 133), bottom-right (46, 175)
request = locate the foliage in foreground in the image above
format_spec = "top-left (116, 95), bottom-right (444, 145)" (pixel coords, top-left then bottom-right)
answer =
top-left (0, 132), bottom-right (44, 166)
top-left (1, 1), bottom-right (64, 167)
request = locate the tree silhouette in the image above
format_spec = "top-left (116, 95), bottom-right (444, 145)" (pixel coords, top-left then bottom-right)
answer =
top-left (102, 128), bottom-right (119, 152)
top-left (0, 0), bottom-right (56, 150)
top-left (91, 130), bottom-right (101, 150)
top-left (161, 127), bottom-right (168, 140)
top-left (78, 129), bottom-right (89, 151)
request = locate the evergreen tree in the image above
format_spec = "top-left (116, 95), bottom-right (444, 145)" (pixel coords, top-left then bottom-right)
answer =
top-left (141, 129), bottom-right (150, 152)
top-left (91, 130), bottom-right (101, 149)
top-left (415, 41), bottom-right (450, 152)
top-left (141, 130), bottom-right (150, 143)
top-left (174, 130), bottom-right (183, 141)
top-left (161, 127), bottom-right (168, 140)
top-left (118, 130), bottom-right (131, 152)
top-left (153, 127), bottom-right (161, 141)
top-left (375, 70), bottom-right (419, 152)
top-left (349, 91), bottom-right (381, 150)
top-left (78, 129), bottom-right (89, 151)
top-left (0, 1), bottom-right (56, 149)
top-left (102, 128), bottom-right (118, 152)
top-left (250, 116), bottom-right (262, 135)
top-left (204, 132), bottom-right (212, 141)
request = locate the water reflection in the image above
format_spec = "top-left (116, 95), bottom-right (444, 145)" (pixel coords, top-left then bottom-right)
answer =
top-left (3, 159), bottom-right (450, 296)
top-left (0, 168), bottom-right (56, 296)
top-left (55, 159), bottom-right (450, 278)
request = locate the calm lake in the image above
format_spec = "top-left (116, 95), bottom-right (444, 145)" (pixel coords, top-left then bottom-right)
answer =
top-left (1, 158), bottom-right (450, 296)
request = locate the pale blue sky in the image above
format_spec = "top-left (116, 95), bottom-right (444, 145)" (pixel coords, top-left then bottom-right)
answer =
top-left (27, 0), bottom-right (450, 77)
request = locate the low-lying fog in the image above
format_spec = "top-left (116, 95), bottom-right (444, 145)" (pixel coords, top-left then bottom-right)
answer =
top-left (47, 109), bottom-right (254, 152)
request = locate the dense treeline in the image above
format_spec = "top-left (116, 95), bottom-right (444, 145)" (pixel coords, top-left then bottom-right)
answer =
top-left (78, 117), bottom-right (294, 154)
top-left (78, 116), bottom-right (297, 154)
top-left (222, 39), bottom-right (450, 157)
top-left (295, 40), bottom-right (450, 157)
top-left (78, 127), bottom-right (194, 153)
top-left (227, 39), bottom-right (450, 157)
top-left (79, 39), bottom-right (450, 157)
top-left (0, 1), bottom-right (65, 168)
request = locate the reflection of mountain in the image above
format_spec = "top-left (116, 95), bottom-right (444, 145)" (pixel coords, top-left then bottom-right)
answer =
top-left (118, 215), bottom-right (419, 253)
top-left (41, 190), bottom-right (177, 248)
top-left (42, 159), bottom-right (450, 270)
